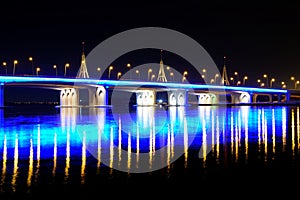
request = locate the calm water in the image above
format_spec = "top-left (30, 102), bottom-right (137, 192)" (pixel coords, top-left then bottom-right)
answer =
top-left (0, 105), bottom-right (300, 197)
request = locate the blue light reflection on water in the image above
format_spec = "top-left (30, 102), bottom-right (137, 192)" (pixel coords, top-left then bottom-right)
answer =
top-left (0, 105), bottom-right (300, 192)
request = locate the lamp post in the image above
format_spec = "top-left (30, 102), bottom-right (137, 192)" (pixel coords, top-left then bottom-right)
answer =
top-left (29, 57), bottom-right (34, 75)
top-left (127, 63), bottom-right (131, 79)
top-left (182, 71), bottom-right (188, 82)
top-left (108, 66), bottom-right (113, 79)
top-left (263, 74), bottom-right (268, 87)
top-left (214, 74), bottom-right (219, 84)
top-left (53, 65), bottom-right (57, 76)
top-left (148, 68), bottom-right (152, 81)
top-left (243, 76), bottom-right (248, 85)
top-left (270, 78), bottom-right (275, 87)
top-left (291, 76), bottom-right (295, 89)
top-left (151, 74), bottom-right (156, 81)
top-left (117, 72), bottom-right (122, 80)
top-left (97, 67), bottom-right (101, 79)
top-left (230, 77), bottom-right (235, 86)
top-left (170, 72), bottom-right (174, 82)
top-left (36, 67), bottom-right (40, 76)
top-left (2, 62), bottom-right (7, 75)
top-left (13, 60), bottom-right (18, 76)
top-left (64, 63), bottom-right (70, 76)
top-left (210, 79), bottom-right (214, 84)
top-left (237, 81), bottom-right (241, 86)
top-left (257, 79), bottom-right (261, 87)
top-left (281, 81), bottom-right (286, 89)
top-left (135, 69), bottom-right (140, 80)
top-left (295, 81), bottom-right (300, 89)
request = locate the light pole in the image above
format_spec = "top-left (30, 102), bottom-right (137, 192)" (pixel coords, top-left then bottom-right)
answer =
top-left (182, 71), bottom-right (188, 82)
top-left (234, 71), bottom-right (239, 86)
top-left (257, 79), bottom-right (261, 87)
top-left (36, 67), bottom-right (40, 76)
top-left (214, 74), bottom-right (219, 84)
top-left (170, 72), bottom-right (174, 82)
top-left (127, 63), bottom-right (131, 79)
top-left (97, 67), bottom-right (101, 79)
top-left (230, 77), bottom-right (235, 86)
top-left (148, 68), bottom-right (152, 81)
top-left (29, 57), bottom-right (34, 75)
top-left (135, 69), bottom-right (140, 80)
top-left (13, 60), bottom-right (18, 76)
top-left (291, 76), bottom-right (295, 89)
top-left (53, 65), bottom-right (57, 76)
top-left (263, 74), bottom-right (268, 87)
top-left (270, 78), bottom-right (275, 87)
top-left (202, 69), bottom-right (206, 82)
top-left (2, 62), bottom-right (7, 75)
top-left (108, 66), bottom-right (113, 79)
top-left (117, 72), bottom-right (122, 79)
top-left (295, 80), bottom-right (300, 89)
top-left (64, 63), bottom-right (70, 76)
top-left (281, 81), bottom-right (286, 89)
top-left (151, 74), bottom-right (156, 81)
top-left (237, 81), bottom-right (241, 86)
top-left (210, 79), bottom-right (214, 84)
top-left (243, 76), bottom-right (248, 85)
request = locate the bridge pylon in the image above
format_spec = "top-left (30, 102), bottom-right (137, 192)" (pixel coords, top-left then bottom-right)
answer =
top-left (157, 50), bottom-right (167, 82)
top-left (76, 42), bottom-right (90, 79)
top-left (220, 56), bottom-right (230, 86)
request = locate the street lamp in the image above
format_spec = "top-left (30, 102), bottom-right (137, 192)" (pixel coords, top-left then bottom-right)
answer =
top-left (281, 81), bottom-right (286, 89)
top-left (170, 72), bottom-right (174, 81)
top-left (53, 65), bottom-right (57, 76)
top-left (257, 79), bottom-right (261, 87)
top-left (295, 80), bottom-right (300, 89)
top-left (117, 72), bottom-right (122, 79)
top-left (64, 63), bottom-right (70, 76)
top-left (237, 80), bottom-right (241, 86)
top-left (36, 67), bottom-right (40, 76)
top-left (210, 79), bottom-right (214, 84)
top-left (151, 74), bottom-right (156, 81)
top-left (97, 67), bottom-right (101, 79)
top-left (108, 66), bottom-right (113, 79)
top-left (182, 71), bottom-right (188, 82)
top-left (260, 82), bottom-right (265, 87)
top-left (13, 60), bottom-right (18, 76)
top-left (214, 74), bottom-right (219, 84)
top-left (148, 68), bottom-right (152, 80)
top-left (2, 62), bottom-right (7, 75)
top-left (127, 63), bottom-right (131, 79)
top-left (263, 74), bottom-right (268, 87)
top-left (230, 77), bottom-right (234, 86)
top-left (243, 76), bottom-right (248, 85)
top-left (234, 71), bottom-right (239, 85)
top-left (291, 76), bottom-right (295, 89)
top-left (270, 78), bottom-right (275, 87)
top-left (29, 57), bottom-right (34, 75)
top-left (135, 69), bottom-right (140, 80)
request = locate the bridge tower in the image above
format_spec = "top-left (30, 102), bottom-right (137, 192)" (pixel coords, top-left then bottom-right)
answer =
top-left (157, 50), bottom-right (167, 82)
top-left (220, 56), bottom-right (230, 85)
top-left (76, 42), bottom-right (90, 79)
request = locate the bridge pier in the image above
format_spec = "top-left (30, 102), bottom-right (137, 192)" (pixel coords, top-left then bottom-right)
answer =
top-left (252, 93), bottom-right (272, 103)
top-left (168, 89), bottom-right (188, 106)
top-left (231, 92), bottom-right (251, 104)
top-left (136, 90), bottom-right (156, 106)
top-left (197, 93), bottom-right (218, 104)
top-left (0, 84), bottom-right (3, 107)
top-left (60, 88), bottom-right (79, 107)
top-left (88, 86), bottom-right (107, 106)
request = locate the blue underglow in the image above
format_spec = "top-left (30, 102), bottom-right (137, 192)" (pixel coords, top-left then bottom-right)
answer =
top-left (0, 75), bottom-right (287, 93)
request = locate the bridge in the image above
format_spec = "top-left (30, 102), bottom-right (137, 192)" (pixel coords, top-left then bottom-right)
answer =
top-left (0, 75), bottom-right (293, 108)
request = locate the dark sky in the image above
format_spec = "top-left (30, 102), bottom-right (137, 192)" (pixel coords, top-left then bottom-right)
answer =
top-left (1, 0), bottom-right (300, 101)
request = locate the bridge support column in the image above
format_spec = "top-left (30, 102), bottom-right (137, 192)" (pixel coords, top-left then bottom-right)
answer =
top-left (89, 86), bottom-right (107, 106)
top-left (60, 88), bottom-right (79, 107)
top-left (136, 90), bottom-right (156, 106)
top-left (197, 93), bottom-right (219, 104)
top-left (0, 84), bottom-right (3, 107)
top-left (168, 89), bottom-right (187, 106)
top-left (231, 92), bottom-right (251, 104)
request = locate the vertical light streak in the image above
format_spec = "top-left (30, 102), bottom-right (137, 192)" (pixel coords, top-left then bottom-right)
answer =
top-left (0, 134), bottom-right (7, 188)
top-left (81, 131), bottom-right (86, 184)
top-left (109, 127), bottom-right (114, 174)
top-left (127, 132), bottom-right (131, 171)
top-left (183, 117), bottom-right (188, 168)
top-left (34, 125), bottom-right (41, 183)
top-left (282, 107), bottom-right (287, 152)
top-left (64, 130), bottom-right (70, 182)
top-left (11, 134), bottom-right (19, 192)
top-left (272, 109), bottom-right (276, 158)
top-left (53, 132), bottom-right (57, 177)
top-left (118, 117), bottom-right (122, 167)
top-left (27, 137), bottom-right (34, 187)
top-left (297, 107), bottom-right (300, 150)
top-left (291, 109), bottom-right (295, 156)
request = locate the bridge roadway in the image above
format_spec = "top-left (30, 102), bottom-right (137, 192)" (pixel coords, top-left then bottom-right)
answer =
top-left (0, 75), bottom-right (291, 107)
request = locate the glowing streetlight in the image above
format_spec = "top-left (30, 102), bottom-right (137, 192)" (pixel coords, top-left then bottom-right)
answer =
top-left (260, 82), bottom-right (265, 87)
top-left (291, 76), bottom-right (295, 89)
top-left (29, 57), bottom-right (34, 75)
top-left (53, 65), bottom-right (57, 76)
top-left (295, 80), bottom-right (300, 89)
top-left (108, 66), bottom-right (113, 79)
top-left (182, 71), bottom-right (188, 82)
top-left (170, 72), bottom-right (174, 81)
top-left (210, 78), bottom-right (214, 84)
top-left (64, 63), bottom-right (70, 76)
top-left (237, 80), bottom-right (241, 86)
top-left (151, 74), bottom-right (156, 81)
top-left (2, 62), bottom-right (7, 75)
top-left (257, 79), bottom-right (261, 86)
top-left (135, 69), bottom-right (140, 80)
top-left (127, 63), bottom-right (131, 79)
top-left (97, 67), bottom-right (101, 79)
top-left (36, 67), bottom-right (40, 76)
top-left (270, 78), bottom-right (275, 87)
top-left (230, 77), bottom-right (234, 86)
top-left (214, 74), bottom-right (219, 84)
top-left (117, 72), bottom-right (122, 79)
top-left (148, 68), bottom-right (152, 80)
top-left (13, 60), bottom-right (18, 76)
top-left (263, 74), bottom-right (268, 87)
top-left (243, 76), bottom-right (248, 85)
top-left (234, 71), bottom-right (239, 85)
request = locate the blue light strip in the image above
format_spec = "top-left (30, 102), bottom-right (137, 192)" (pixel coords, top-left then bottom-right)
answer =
top-left (0, 76), bottom-right (288, 94)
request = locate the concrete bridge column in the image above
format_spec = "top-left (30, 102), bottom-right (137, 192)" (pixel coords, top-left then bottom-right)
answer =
top-left (60, 88), bottom-right (79, 107)
top-left (136, 90), bottom-right (156, 106)
top-left (168, 89), bottom-right (187, 106)
top-left (231, 92), bottom-right (251, 104)
top-left (89, 86), bottom-right (107, 106)
top-left (252, 93), bottom-right (273, 103)
top-left (0, 84), bottom-right (4, 107)
top-left (197, 93), bottom-right (216, 105)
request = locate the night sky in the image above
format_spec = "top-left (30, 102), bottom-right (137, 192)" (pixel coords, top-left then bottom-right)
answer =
top-left (1, 0), bottom-right (300, 102)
